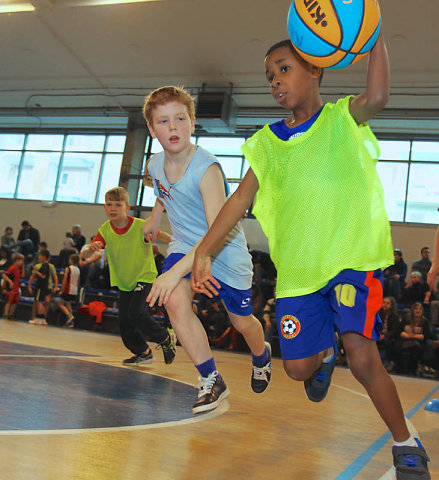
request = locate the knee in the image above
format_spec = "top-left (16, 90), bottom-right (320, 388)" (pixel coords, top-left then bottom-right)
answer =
top-left (346, 351), bottom-right (379, 384)
top-left (283, 358), bottom-right (318, 381)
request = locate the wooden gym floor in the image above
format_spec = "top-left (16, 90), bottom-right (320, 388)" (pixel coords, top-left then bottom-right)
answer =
top-left (0, 319), bottom-right (437, 480)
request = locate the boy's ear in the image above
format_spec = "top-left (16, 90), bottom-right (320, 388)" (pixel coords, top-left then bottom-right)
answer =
top-left (126, 204), bottom-right (131, 213)
top-left (191, 117), bottom-right (196, 134)
top-left (310, 64), bottom-right (322, 80)
top-left (147, 123), bottom-right (156, 139)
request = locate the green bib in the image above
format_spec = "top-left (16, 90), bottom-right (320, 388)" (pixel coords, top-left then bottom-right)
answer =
top-left (99, 218), bottom-right (157, 291)
top-left (242, 96), bottom-right (393, 298)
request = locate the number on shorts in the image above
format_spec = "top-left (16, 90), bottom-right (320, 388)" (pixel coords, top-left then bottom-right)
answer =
top-left (335, 284), bottom-right (356, 307)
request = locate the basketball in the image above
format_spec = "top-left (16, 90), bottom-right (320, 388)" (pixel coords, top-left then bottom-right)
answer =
top-left (287, 0), bottom-right (381, 69)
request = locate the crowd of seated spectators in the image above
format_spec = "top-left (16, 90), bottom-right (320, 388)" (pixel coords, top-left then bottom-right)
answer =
top-left (379, 246), bottom-right (438, 378)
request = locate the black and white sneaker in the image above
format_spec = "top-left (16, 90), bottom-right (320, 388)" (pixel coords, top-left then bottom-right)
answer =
top-left (123, 350), bottom-right (153, 366)
top-left (251, 342), bottom-right (272, 393)
top-left (192, 370), bottom-right (230, 415)
top-left (157, 334), bottom-right (176, 365)
top-left (392, 440), bottom-right (431, 479)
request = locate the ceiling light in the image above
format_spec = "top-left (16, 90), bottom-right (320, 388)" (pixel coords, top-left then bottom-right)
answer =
top-left (49, 0), bottom-right (162, 7)
top-left (0, 0), bottom-right (35, 13)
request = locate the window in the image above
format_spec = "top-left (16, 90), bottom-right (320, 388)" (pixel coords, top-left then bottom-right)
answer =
top-left (0, 151), bottom-right (21, 198)
top-left (57, 153), bottom-right (103, 203)
top-left (16, 152), bottom-right (60, 200)
top-left (405, 163), bottom-right (439, 224)
top-left (0, 131), bottom-right (437, 225)
top-left (376, 162), bottom-right (408, 222)
top-left (0, 133), bottom-right (24, 150)
top-left (97, 153), bottom-right (124, 203)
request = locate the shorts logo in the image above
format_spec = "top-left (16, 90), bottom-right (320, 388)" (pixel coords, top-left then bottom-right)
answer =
top-left (241, 297), bottom-right (251, 308)
top-left (280, 315), bottom-right (301, 339)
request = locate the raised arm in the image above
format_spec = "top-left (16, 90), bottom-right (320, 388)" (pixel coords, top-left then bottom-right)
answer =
top-left (349, 31), bottom-right (390, 125)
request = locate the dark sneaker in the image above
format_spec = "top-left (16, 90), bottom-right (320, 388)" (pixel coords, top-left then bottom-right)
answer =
top-left (157, 334), bottom-right (176, 365)
top-left (393, 440), bottom-right (431, 479)
top-left (192, 370), bottom-right (230, 415)
top-left (251, 342), bottom-right (272, 393)
top-left (123, 350), bottom-right (153, 366)
top-left (304, 341), bottom-right (337, 402)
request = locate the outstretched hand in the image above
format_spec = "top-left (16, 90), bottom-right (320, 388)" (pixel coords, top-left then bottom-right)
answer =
top-left (146, 271), bottom-right (180, 307)
top-left (191, 253), bottom-right (221, 298)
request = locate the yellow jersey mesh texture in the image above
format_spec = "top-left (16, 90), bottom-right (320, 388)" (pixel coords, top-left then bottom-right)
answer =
top-left (99, 218), bottom-right (157, 291)
top-left (242, 96), bottom-right (393, 298)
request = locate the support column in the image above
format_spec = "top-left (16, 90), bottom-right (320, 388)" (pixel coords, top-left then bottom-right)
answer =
top-left (119, 111), bottom-right (148, 209)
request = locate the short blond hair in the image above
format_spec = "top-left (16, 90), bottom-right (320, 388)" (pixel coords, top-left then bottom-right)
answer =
top-left (143, 86), bottom-right (195, 125)
top-left (105, 186), bottom-right (130, 204)
top-left (12, 253), bottom-right (24, 262)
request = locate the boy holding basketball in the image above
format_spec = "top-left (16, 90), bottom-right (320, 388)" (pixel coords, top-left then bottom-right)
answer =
top-left (142, 86), bottom-right (271, 414)
top-left (81, 187), bottom-right (175, 366)
top-left (192, 33), bottom-right (431, 478)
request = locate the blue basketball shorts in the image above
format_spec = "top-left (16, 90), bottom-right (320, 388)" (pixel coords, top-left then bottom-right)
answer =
top-left (275, 269), bottom-right (384, 360)
top-left (162, 252), bottom-right (253, 316)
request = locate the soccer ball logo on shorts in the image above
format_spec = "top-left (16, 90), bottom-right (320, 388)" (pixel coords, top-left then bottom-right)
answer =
top-left (280, 315), bottom-right (301, 339)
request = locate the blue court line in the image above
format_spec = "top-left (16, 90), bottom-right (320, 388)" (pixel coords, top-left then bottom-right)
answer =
top-left (334, 383), bottom-right (439, 480)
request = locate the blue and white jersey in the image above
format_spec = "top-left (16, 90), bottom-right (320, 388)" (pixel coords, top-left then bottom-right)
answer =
top-left (148, 145), bottom-right (253, 290)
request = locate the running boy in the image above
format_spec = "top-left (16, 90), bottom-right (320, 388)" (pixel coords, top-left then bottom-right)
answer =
top-left (59, 253), bottom-right (80, 327)
top-left (2, 253), bottom-right (25, 319)
top-left (28, 250), bottom-right (58, 325)
top-left (81, 187), bottom-right (175, 366)
top-left (192, 33), bottom-right (431, 478)
top-left (142, 86), bottom-right (271, 415)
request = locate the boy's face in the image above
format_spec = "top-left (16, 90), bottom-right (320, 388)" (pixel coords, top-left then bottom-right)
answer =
top-left (39, 254), bottom-right (47, 263)
top-left (104, 199), bottom-right (130, 223)
top-left (148, 101), bottom-right (195, 154)
top-left (264, 46), bottom-right (319, 110)
top-left (16, 258), bottom-right (24, 268)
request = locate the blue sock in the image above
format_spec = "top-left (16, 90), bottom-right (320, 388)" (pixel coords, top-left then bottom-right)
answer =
top-left (252, 345), bottom-right (269, 368)
top-left (196, 358), bottom-right (218, 378)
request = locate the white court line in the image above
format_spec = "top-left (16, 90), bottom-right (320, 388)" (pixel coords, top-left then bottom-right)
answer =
top-left (0, 400), bottom-right (230, 436)
top-left (332, 382), bottom-right (370, 400)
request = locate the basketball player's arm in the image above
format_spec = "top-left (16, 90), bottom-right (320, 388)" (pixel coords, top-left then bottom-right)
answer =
top-left (156, 229), bottom-right (171, 243)
top-left (81, 240), bottom-right (104, 259)
top-left (28, 272), bottom-right (35, 293)
top-left (427, 226), bottom-right (439, 291)
top-left (192, 167), bottom-right (259, 296)
top-left (349, 32), bottom-right (390, 125)
top-left (52, 268), bottom-right (59, 293)
top-left (143, 199), bottom-right (165, 242)
top-left (146, 164), bottom-right (226, 306)
top-left (1, 273), bottom-right (13, 288)
top-left (60, 267), bottom-right (68, 293)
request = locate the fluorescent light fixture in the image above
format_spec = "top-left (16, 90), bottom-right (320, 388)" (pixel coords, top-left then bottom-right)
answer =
top-left (49, 0), bottom-right (162, 7)
top-left (0, 0), bottom-right (35, 12)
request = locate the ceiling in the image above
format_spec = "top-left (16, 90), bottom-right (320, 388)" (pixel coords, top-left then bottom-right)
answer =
top-left (0, 0), bottom-right (438, 132)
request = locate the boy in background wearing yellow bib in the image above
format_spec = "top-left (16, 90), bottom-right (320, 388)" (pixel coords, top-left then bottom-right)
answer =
top-left (192, 31), bottom-right (431, 479)
top-left (82, 187), bottom-right (175, 366)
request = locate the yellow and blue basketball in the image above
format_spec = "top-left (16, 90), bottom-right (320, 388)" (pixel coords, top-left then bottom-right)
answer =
top-left (288, 0), bottom-right (381, 69)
